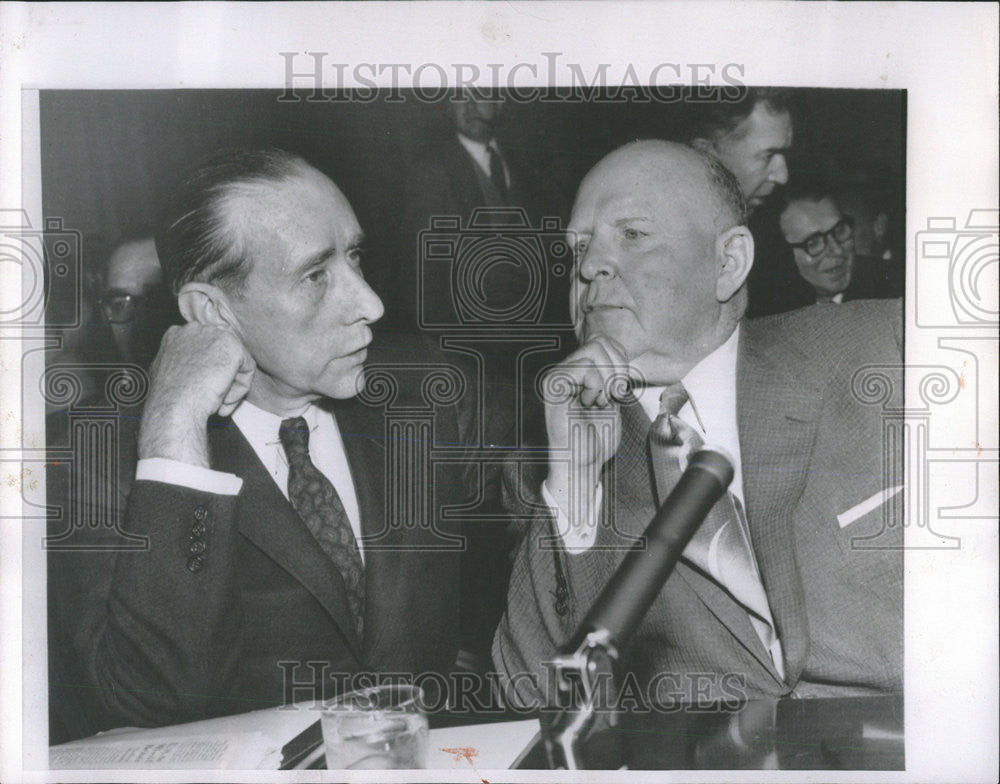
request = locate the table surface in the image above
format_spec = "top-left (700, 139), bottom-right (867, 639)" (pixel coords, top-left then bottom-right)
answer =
top-left (52, 694), bottom-right (903, 771)
top-left (517, 694), bottom-right (904, 770)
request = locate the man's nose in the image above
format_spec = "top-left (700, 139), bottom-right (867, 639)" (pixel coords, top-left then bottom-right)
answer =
top-left (826, 233), bottom-right (848, 258)
top-left (345, 266), bottom-right (385, 323)
top-left (768, 154), bottom-right (789, 185)
top-left (577, 237), bottom-right (617, 282)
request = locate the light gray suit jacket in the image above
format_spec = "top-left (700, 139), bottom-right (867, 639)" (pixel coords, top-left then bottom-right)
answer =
top-left (493, 300), bottom-right (904, 708)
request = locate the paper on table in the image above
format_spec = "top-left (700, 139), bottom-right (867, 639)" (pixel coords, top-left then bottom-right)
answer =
top-left (427, 719), bottom-right (540, 771)
top-left (49, 731), bottom-right (281, 770)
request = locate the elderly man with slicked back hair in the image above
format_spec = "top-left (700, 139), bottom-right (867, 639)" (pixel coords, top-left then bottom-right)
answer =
top-left (48, 149), bottom-right (481, 740)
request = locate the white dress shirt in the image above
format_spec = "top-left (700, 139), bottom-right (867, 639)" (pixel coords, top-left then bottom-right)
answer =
top-left (545, 325), bottom-right (745, 552)
top-left (135, 399), bottom-right (365, 562)
top-left (456, 133), bottom-right (509, 188)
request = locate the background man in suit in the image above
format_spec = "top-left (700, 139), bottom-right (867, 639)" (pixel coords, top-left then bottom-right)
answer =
top-left (392, 89), bottom-right (564, 328)
top-left (47, 149), bottom-right (478, 740)
top-left (685, 87), bottom-right (793, 216)
top-left (386, 91), bottom-right (569, 668)
top-left (493, 140), bottom-right (902, 708)
top-left (681, 87), bottom-right (804, 318)
top-left (779, 185), bottom-right (901, 304)
top-left (95, 235), bottom-right (176, 367)
top-left (45, 231), bottom-right (179, 411)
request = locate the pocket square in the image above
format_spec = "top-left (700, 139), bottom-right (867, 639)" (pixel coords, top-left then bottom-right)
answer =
top-left (837, 485), bottom-right (904, 528)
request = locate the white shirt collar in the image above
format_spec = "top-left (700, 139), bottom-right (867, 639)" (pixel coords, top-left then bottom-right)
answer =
top-left (231, 398), bottom-right (315, 448)
top-left (229, 397), bottom-right (365, 560)
top-left (635, 325), bottom-right (740, 422)
top-left (456, 133), bottom-right (504, 182)
top-left (678, 323), bottom-right (741, 435)
top-left (635, 325), bottom-right (744, 502)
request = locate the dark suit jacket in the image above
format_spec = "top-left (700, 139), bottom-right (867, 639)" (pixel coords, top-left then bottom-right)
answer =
top-left (385, 134), bottom-right (568, 330)
top-left (748, 244), bottom-right (900, 317)
top-left (47, 341), bottom-right (481, 741)
top-left (841, 253), bottom-right (900, 302)
top-left (493, 300), bottom-right (904, 708)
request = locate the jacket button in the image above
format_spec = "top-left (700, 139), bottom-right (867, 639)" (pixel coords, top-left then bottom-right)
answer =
top-left (193, 506), bottom-right (209, 522)
top-left (189, 540), bottom-right (207, 555)
top-left (553, 585), bottom-right (569, 617)
top-left (191, 522), bottom-right (207, 537)
top-left (186, 556), bottom-right (204, 573)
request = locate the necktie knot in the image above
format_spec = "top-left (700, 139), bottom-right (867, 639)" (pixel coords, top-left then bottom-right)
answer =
top-left (651, 382), bottom-right (690, 443)
top-left (659, 382), bottom-right (689, 417)
top-left (279, 416), bottom-right (310, 460)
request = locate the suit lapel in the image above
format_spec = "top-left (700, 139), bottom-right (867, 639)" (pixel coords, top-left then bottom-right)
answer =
top-left (208, 416), bottom-right (363, 661)
top-left (448, 137), bottom-right (489, 210)
top-left (737, 321), bottom-right (824, 685)
top-left (329, 398), bottom-right (399, 658)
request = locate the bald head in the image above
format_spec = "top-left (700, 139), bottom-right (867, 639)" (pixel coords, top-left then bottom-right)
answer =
top-left (581, 140), bottom-right (747, 232)
top-left (567, 140), bottom-right (755, 384)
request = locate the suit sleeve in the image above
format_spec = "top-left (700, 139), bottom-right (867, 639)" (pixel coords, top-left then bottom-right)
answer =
top-left (492, 454), bottom-right (591, 710)
top-left (83, 479), bottom-right (245, 729)
top-left (492, 511), bottom-right (580, 710)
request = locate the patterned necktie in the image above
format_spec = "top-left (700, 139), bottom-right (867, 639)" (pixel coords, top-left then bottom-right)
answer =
top-left (488, 144), bottom-right (508, 199)
top-left (279, 416), bottom-right (365, 639)
top-left (649, 383), bottom-right (784, 678)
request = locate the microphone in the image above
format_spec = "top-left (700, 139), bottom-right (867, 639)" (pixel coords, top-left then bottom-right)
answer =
top-left (571, 447), bottom-right (735, 650)
top-left (542, 448), bottom-right (735, 769)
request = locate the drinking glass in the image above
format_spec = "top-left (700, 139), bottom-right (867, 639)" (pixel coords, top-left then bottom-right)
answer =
top-left (320, 684), bottom-right (428, 769)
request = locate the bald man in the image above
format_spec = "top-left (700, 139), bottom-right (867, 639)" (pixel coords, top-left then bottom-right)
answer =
top-left (493, 141), bottom-right (903, 708)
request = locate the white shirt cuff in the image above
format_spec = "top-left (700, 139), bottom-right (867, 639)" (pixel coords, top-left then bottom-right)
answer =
top-left (540, 479), bottom-right (603, 554)
top-left (135, 458), bottom-right (243, 496)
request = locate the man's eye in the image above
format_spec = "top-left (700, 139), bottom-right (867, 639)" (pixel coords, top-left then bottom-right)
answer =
top-left (305, 268), bottom-right (329, 284)
top-left (574, 240), bottom-right (589, 258)
top-left (348, 247), bottom-right (366, 266)
top-left (622, 227), bottom-right (645, 241)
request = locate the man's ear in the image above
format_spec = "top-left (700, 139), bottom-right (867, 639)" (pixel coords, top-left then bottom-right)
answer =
top-left (176, 281), bottom-right (239, 329)
top-left (690, 137), bottom-right (715, 155)
top-left (715, 226), bottom-right (754, 302)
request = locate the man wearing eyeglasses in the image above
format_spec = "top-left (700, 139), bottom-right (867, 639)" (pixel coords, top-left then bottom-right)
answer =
top-left (46, 233), bottom-right (180, 412)
top-left (779, 188), bottom-right (897, 305)
top-left (96, 235), bottom-right (179, 367)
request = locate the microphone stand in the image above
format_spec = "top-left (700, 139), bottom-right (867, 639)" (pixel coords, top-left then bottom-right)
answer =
top-left (542, 448), bottom-right (735, 770)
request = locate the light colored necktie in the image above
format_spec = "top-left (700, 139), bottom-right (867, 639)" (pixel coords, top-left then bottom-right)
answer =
top-left (650, 383), bottom-right (784, 678)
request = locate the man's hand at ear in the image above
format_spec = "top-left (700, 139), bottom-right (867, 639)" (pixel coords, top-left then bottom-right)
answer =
top-left (138, 324), bottom-right (256, 467)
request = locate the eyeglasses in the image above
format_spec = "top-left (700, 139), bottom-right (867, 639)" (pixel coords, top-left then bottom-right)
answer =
top-left (786, 217), bottom-right (855, 258)
top-left (98, 293), bottom-right (147, 323)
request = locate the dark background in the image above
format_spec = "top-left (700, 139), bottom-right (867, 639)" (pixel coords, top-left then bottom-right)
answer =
top-left (39, 87), bottom-right (905, 333)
